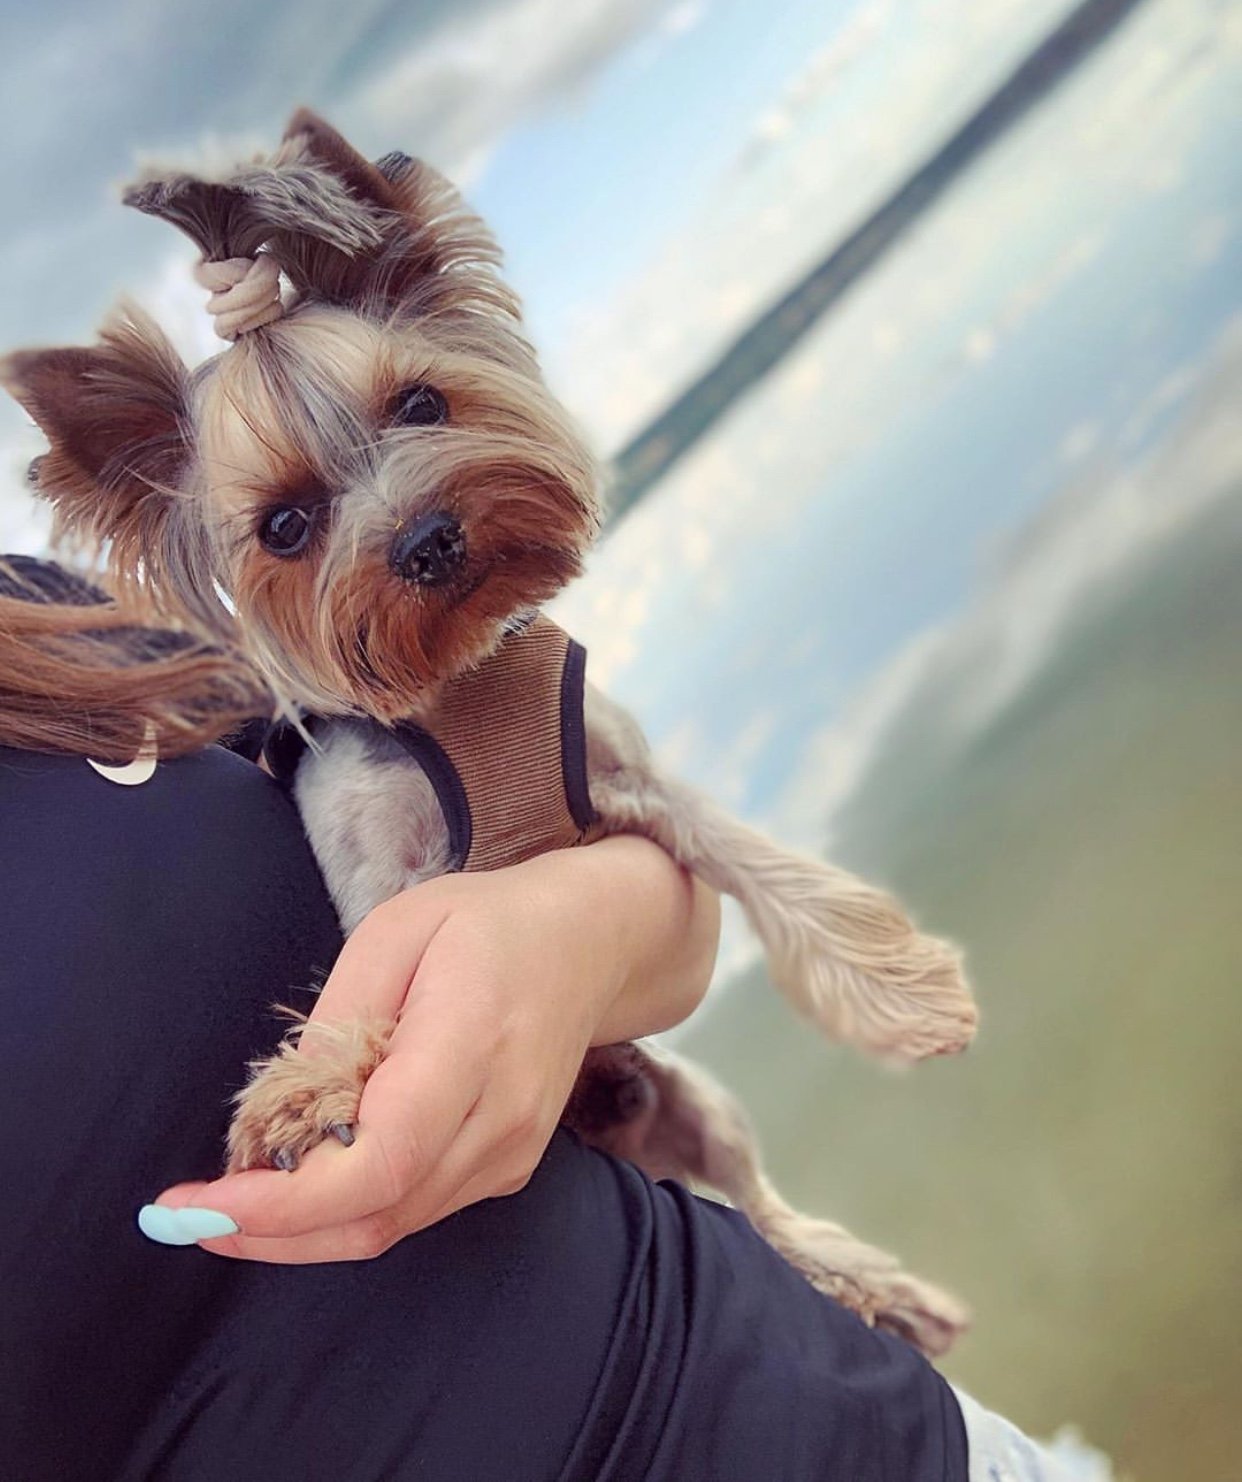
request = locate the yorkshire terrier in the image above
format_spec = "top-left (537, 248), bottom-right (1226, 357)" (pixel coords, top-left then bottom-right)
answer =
top-left (2, 110), bottom-right (976, 1354)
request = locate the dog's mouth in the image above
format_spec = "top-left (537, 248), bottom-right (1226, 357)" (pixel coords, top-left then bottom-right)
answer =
top-left (343, 567), bottom-right (493, 706)
top-left (398, 562), bottom-right (489, 615)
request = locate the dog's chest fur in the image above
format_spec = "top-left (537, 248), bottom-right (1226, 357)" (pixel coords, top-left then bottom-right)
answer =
top-left (285, 614), bottom-right (599, 933)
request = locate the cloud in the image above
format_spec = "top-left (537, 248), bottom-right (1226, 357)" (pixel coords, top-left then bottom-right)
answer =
top-left (549, 136), bottom-right (1126, 721)
top-left (766, 311), bottom-right (1242, 847)
top-left (0, 0), bottom-right (686, 352)
top-left (1058, 421), bottom-right (1102, 466)
top-left (659, 0), bottom-right (709, 38)
top-left (547, 0), bottom-right (1242, 454)
top-left (1117, 360), bottom-right (1201, 453)
top-left (1187, 212), bottom-right (1232, 268)
top-left (0, 0), bottom-right (677, 214)
top-left (338, 0), bottom-right (677, 186)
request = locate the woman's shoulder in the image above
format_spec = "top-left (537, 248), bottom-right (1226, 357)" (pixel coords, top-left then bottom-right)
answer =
top-left (0, 737), bottom-right (292, 821)
top-left (0, 739), bottom-right (336, 945)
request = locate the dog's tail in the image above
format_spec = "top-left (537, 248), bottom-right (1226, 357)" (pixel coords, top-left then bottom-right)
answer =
top-left (592, 774), bottom-right (977, 1062)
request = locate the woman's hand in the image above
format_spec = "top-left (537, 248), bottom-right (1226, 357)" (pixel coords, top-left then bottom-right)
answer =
top-left (149, 835), bottom-right (719, 1263)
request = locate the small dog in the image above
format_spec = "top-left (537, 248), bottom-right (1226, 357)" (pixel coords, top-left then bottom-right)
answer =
top-left (2, 110), bottom-right (976, 1354)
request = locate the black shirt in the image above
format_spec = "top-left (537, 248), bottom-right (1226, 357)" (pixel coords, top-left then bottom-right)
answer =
top-left (0, 741), bottom-right (967, 1481)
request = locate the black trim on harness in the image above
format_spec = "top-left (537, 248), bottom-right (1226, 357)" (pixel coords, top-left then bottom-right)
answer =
top-left (260, 717), bottom-right (313, 785)
top-left (391, 722), bottom-right (472, 872)
top-left (221, 715), bottom-right (272, 764)
top-left (560, 639), bottom-right (597, 832)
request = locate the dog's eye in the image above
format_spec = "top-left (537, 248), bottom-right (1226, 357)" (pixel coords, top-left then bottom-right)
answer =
top-left (259, 505), bottom-right (315, 557)
top-left (392, 384), bottom-right (449, 427)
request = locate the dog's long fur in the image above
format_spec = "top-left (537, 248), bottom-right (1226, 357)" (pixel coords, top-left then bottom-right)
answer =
top-left (1, 110), bottom-right (974, 1354)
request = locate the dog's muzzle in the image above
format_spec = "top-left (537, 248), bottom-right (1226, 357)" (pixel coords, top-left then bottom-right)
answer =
top-left (390, 512), bottom-right (467, 587)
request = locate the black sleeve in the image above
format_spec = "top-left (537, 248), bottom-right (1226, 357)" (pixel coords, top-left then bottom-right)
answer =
top-left (0, 743), bottom-right (965, 1482)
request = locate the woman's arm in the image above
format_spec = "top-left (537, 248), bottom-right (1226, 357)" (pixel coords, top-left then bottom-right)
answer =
top-left (572, 832), bottom-right (721, 1045)
top-left (146, 836), bottom-right (720, 1263)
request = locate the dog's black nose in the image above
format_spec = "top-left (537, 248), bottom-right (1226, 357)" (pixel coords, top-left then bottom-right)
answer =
top-left (390, 512), bottom-right (467, 587)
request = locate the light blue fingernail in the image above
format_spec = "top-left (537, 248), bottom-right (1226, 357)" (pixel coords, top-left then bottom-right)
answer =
top-left (137, 1205), bottom-right (239, 1245)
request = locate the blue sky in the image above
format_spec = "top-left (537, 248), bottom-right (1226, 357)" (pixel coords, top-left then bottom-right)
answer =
top-left (473, 0), bottom-right (871, 335)
top-left (0, 0), bottom-right (1080, 453)
top-left (471, 0), bottom-right (1081, 420)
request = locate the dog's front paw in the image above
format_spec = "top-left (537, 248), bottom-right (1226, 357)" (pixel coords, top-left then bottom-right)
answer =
top-left (768, 888), bottom-right (978, 1062)
top-left (790, 940), bottom-right (979, 1063)
top-left (226, 1017), bottom-right (392, 1173)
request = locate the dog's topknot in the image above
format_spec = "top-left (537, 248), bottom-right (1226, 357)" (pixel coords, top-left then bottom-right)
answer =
top-left (122, 109), bottom-right (517, 324)
top-left (122, 156), bottom-right (388, 262)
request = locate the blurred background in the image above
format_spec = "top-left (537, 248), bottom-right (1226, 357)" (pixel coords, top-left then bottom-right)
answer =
top-left (1, 1), bottom-right (1239, 1476)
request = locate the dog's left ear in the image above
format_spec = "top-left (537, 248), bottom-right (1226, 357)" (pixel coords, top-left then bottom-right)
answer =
top-left (124, 109), bottom-right (516, 322)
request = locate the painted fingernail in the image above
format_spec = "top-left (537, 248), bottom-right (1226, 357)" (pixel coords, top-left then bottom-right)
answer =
top-left (137, 1205), bottom-right (240, 1245)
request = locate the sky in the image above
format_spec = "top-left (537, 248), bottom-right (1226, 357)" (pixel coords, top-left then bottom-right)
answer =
top-left (1, 0), bottom-right (1239, 980)
top-left (0, 0), bottom-right (1079, 460)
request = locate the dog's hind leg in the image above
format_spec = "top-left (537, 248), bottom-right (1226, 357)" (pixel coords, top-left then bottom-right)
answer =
top-left (574, 1043), bottom-right (969, 1359)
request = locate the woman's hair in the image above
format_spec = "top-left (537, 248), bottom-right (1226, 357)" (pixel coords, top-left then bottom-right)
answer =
top-left (0, 555), bottom-right (268, 761)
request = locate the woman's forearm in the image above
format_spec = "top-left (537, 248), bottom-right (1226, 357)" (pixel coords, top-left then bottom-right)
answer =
top-left (567, 834), bottom-right (721, 1045)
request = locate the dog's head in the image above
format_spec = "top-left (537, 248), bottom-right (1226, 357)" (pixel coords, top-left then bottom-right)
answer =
top-left (1, 110), bottom-right (600, 718)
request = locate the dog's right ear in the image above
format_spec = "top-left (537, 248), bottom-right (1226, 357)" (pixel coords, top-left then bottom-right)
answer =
top-left (0, 306), bottom-right (224, 630)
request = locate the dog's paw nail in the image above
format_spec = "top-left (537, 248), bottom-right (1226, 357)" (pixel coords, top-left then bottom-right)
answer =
top-left (271, 1148), bottom-right (299, 1173)
top-left (329, 1123), bottom-right (356, 1147)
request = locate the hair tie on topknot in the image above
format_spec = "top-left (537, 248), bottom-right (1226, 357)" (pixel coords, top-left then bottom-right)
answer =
top-left (193, 255), bottom-right (283, 340)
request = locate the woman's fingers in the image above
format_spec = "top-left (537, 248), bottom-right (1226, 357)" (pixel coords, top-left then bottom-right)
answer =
top-left (151, 1032), bottom-right (483, 1241)
top-left (144, 944), bottom-right (503, 1248)
top-left (298, 888), bottom-right (454, 1031)
top-left (145, 1078), bottom-right (554, 1262)
top-left (192, 1203), bottom-right (408, 1265)
top-left (141, 844), bottom-right (713, 1262)
top-left (158, 1101), bottom-right (549, 1264)
top-left (147, 1174), bottom-right (407, 1265)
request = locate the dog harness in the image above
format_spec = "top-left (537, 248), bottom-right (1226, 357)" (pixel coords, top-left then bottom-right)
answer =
top-left (263, 615), bottom-right (600, 874)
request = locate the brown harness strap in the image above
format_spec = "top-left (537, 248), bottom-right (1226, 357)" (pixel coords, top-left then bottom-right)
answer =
top-left (418, 615), bottom-right (597, 873)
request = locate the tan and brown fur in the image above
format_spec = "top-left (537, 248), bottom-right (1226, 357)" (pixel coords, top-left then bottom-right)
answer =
top-left (1, 110), bottom-right (975, 1355)
top-left (0, 556), bottom-right (264, 761)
